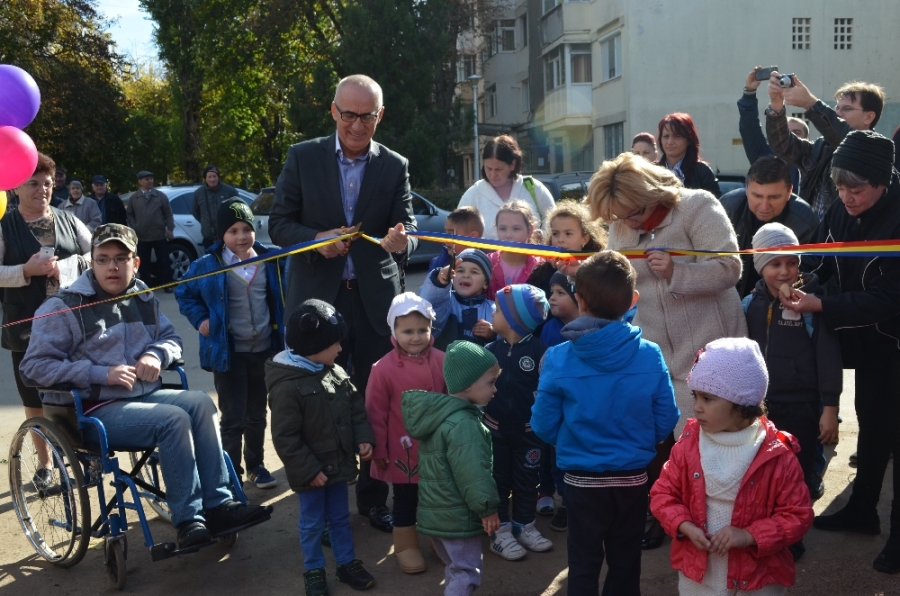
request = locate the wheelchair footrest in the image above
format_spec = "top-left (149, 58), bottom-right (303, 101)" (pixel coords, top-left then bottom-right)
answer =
top-left (210, 513), bottom-right (273, 540)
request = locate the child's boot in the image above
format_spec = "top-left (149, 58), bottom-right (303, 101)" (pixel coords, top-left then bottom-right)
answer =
top-left (489, 523), bottom-right (527, 560)
top-left (514, 520), bottom-right (553, 552)
top-left (392, 525), bottom-right (427, 574)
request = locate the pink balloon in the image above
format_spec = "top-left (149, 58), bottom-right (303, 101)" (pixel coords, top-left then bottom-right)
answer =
top-left (0, 126), bottom-right (38, 190)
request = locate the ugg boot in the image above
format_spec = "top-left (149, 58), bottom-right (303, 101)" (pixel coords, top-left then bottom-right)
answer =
top-left (393, 525), bottom-right (427, 574)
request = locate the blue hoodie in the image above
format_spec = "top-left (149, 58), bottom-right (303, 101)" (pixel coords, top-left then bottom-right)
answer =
top-left (531, 316), bottom-right (678, 473)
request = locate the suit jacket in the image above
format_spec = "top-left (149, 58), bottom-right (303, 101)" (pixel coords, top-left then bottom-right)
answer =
top-left (269, 133), bottom-right (417, 335)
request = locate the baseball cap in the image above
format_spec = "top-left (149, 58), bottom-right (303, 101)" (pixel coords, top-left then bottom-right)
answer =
top-left (92, 224), bottom-right (138, 254)
top-left (91, 175), bottom-right (107, 184)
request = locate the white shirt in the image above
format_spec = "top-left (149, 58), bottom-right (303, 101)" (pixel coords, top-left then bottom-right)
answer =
top-left (457, 176), bottom-right (555, 240)
top-left (222, 246), bottom-right (258, 282)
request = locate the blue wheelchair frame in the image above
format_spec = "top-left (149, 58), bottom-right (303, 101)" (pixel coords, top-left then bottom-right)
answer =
top-left (30, 365), bottom-right (248, 587)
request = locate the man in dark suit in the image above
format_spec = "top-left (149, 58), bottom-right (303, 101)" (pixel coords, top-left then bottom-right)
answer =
top-left (269, 75), bottom-right (417, 533)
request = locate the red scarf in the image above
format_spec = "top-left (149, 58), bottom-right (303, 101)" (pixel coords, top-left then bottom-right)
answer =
top-left (642, 205), bottom-right (671, 232)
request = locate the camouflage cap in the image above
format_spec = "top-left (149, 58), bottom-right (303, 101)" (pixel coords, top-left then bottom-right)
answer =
top-left (92, 223), bottom-right (138, 253)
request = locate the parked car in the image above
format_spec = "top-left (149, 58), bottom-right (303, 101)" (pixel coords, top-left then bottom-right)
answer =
top-left (251, 187), bottom-right (448, 265)
top-left (123, 184), bottom-right (269, 280)
top-left (532, 171), bottom-right (595, 203)
top-left (717, 174), bottom-right (746, 196)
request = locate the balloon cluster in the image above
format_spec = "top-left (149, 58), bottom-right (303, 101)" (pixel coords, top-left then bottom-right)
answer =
top-left (0, 65), bottom-right (41, 197)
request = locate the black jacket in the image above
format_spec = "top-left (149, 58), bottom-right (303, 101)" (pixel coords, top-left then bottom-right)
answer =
top-left (686, 161), bottom-right (722, 198)
top-left (91, 192), bottom-right (127, 225)
top-left (743, 274), bottom-right (842, 406)
top-left (269, 134), bottom-right (417, 335)
top-left (721, 189), bottom-right (819, 297)
top-left (767, 100), bottom-right (853, 217)
top-left (483, 333), bottom-right (547, 433)
top-left (804, 172), bottom-right (900, 356)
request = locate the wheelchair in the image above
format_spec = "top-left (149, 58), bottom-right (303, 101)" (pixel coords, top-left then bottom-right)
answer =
top-left (7, 362), bottom-right (261, 590)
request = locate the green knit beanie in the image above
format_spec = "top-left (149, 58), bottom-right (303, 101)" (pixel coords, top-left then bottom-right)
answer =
top-left (443, 340), bottom-right (498, 394)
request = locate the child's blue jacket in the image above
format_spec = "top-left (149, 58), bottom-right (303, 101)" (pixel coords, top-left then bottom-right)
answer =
top-left (531, 316), bottom-right (678, 473)
top-left (175, 240), bottom-right (286, 372)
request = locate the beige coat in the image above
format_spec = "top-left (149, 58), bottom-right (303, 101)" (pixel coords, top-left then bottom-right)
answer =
top-left (608, 189), bottom-right (747, 428)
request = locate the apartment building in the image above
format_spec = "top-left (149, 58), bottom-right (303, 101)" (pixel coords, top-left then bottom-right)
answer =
top-left (476, 0), bottom-right (900, 179)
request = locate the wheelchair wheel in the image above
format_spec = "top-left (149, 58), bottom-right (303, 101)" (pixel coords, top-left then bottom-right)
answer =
top-left (106, 538), bottom-right (127, 590)
top-left (220, 532), bottom-right (238, 547)
top-left (8, 418), bottom-right (90, 568)
top-left (129, 451), bottom-right (173, 524)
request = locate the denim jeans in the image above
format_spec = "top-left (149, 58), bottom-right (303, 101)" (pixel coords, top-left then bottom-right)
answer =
top-left (85, 389), bottom-right (232, 527)
top-left (298, 482), bottom-right (355, 570)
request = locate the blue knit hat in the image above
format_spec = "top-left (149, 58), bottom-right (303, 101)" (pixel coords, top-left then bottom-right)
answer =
top-left (495, 284), bottom-right (549, 336)
top-left (456, 248), bottom-right (492, 285)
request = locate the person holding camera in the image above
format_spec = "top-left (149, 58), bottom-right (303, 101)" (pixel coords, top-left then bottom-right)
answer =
top-left (738, 66), bottom-right (807, 191)
top-left (765, 71), bottom-right (885, 219)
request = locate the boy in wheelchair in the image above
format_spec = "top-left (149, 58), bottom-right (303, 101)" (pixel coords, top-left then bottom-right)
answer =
top-left (19, 223), bottom-right (272, 550)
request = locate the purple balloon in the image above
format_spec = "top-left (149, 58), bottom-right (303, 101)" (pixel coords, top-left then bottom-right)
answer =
top-left (0, 65), bottom-right (41, 129)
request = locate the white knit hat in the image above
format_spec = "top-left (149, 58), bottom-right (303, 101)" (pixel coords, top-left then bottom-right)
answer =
top-left (752, 223), bottom-right (799, 274)
top-left (687, 338), bottom-right (768, 407)
top-left (387, 292), bottom-right (436, 338)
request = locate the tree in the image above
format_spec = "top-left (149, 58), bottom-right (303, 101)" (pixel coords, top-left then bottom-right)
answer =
top-left (0, 0), bottom-right (133, 188)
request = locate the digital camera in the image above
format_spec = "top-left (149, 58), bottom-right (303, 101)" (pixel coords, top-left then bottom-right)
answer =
top-left (778, 74), bottom-right (795, 88)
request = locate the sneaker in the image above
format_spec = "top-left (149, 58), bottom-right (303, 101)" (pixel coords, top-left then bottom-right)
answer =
top-left (849, 451), bottom-right (858, 467)
top-left (249, 465), bottom-right (277, 489)
top-left (514, 521), bottom-right (553, 552)
top-left (810, 479), bottom-right (825, 501)
top-left (32, 468), bottom-right (53, 490)
top-left (177, 521), bottom-right (212, 549)
top-left (367, 505), bottom-right (393, 533)
top-left (304, 568), bottom-right (330, 596)
top-left (550, 506), bottom-right (568, 532)
top-left (489, 524), bottom-right (527, 560)
top-left (788, 540), bottom-right (806, 562)
top-left (536, 494), bottom-right (555, 516)
top-left (873, 539), bottom-right (900, 574)
top-left (813, 504), bottom-right (880, 535)
top-left (205, 500), bottom-right (273, 535)
top-left (335, 559), bottom-right (374, 590)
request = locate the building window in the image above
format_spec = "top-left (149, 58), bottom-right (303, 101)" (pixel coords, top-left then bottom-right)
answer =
top-left (604, 123), bottom-right (624, 159)
top-left (456, 55), bottom-right (476, 83)
top-left (544, 46), bottom-right (565, 92)
top-left (600, 34), bottom-right (621, 82)
top-left (834, 18), bottom-right (852, 49)
top-left (520, 14), bottom-right (527, 47)
top-left (542, 0), bottom-right (560, 14)
top-left (571, 43), bottom-right (592, 83)
top-left (521, 79), bottom-right (530, 112)
top-left (792, 17), bottom-right (811, 50)
top-left (486, 85), bottom-right (497, 119)
top-left (494, 19), bottom-right (516, 53)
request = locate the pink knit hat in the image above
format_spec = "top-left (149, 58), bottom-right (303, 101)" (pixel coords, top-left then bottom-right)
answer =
top-left (687, 338), bottom-right (769, 407)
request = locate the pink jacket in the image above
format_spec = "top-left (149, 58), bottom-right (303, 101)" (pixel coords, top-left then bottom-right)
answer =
top-left (487, 251), bottom-right (542, 299)
top-left (650, 418), bottom-right (813, 591)
top-left (365, 338), bottom-right (447, 484)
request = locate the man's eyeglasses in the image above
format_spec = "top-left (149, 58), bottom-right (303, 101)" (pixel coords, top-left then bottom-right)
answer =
top-left (835, 105), bottom-right (862, 114)
top-left (93, 255), bottom-right (134, 267)
top-left (616, 206), bottom-right (646, 221)
top-left (333, 103), bottom-right (382, 124)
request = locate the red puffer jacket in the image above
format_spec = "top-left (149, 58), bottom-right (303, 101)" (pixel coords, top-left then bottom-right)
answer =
top-left (650, 417), bottom-right (813, 592)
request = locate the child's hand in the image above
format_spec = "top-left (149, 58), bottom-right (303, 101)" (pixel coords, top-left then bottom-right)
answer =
top-left (438, 265), bottom-right (453, 285)
top-left (310, 472), bottom-right (329, 487)
top-left (472, 319), bottom-right (494, 339)
top-left (819, 406), bottom-right (839, 444)
top-left (708, 525), bottom-right (755, 556)
top-left (677, 521), bottom-right (711, 552)
top-left (373, 457), bottom-right (389, 470)
top-left (481, 513), bottom-right (500, 535)
top-left (358, 443), bottom-right (373, 461)
top-left (555, 258), bottom-right (580, 277)
top-left (199, 319), bottom-right (210, 337)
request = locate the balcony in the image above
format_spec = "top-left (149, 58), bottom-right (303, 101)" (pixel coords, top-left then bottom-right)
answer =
top-left (541, 84), bottom-right (592, 130)
top-left (539, 1), bottom-right (591, 46)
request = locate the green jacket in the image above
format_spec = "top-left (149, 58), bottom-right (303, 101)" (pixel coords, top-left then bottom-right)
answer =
top-left (266, 358), bottom-right (375, 493)
top-left (401, 390), bottom-right (498, 538)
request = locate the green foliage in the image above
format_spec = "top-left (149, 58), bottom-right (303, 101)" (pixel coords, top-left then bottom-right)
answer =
top-left (0, 0), bottom-right (132, 189)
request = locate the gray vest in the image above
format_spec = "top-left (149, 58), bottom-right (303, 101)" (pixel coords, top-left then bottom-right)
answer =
top-left (226, 266), bottom-right (271, 353)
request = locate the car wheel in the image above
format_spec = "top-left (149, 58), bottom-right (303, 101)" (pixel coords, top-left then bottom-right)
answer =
top-left (166, 242), bottom-right (197, 281)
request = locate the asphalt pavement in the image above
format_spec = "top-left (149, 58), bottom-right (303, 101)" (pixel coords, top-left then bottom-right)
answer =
top-left (0, 263), bottom-right (895, 595)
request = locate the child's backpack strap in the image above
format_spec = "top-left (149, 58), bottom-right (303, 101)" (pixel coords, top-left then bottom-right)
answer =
top-left (522, 176), bottom-right (541, 217)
